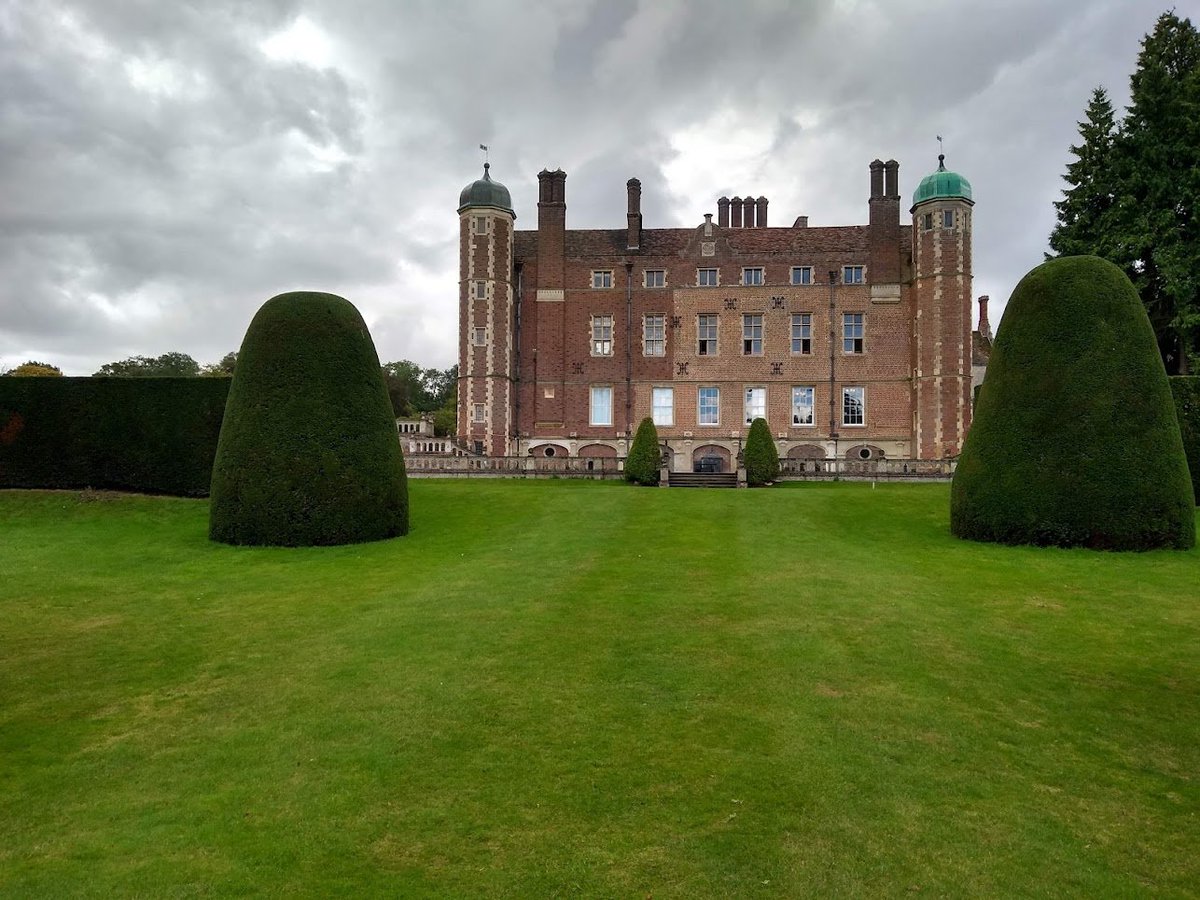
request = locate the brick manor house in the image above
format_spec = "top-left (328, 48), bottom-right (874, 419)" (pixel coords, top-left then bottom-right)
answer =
top-left (457, 155), bottom-right (979, 472)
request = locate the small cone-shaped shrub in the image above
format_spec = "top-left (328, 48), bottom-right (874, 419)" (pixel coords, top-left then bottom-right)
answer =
top-left (209, 291), bottom-right (408, 546)
top-left (625, 417), bottom-right (661, 485)
top-left (744, 417), bottom-right (779, 486)
top-left (952, 256), bottom-right (1194, 550)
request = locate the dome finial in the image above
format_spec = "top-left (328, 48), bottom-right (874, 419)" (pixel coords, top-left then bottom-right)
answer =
top-left (937, 153), bottom-right (946, 171)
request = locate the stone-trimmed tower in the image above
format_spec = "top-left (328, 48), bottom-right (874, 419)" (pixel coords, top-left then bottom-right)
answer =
top-left (911, 155), bottom-right (974, 457)
top-left (458, 163), bottom-right (516, 455)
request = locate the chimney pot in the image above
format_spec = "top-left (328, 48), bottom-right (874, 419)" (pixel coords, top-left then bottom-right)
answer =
top-left (756, 196), bottom-right (768, 228)
top-left (717, 196), bottom-right (730, 228)
top-left (730, 196), bottom-right (743, 228)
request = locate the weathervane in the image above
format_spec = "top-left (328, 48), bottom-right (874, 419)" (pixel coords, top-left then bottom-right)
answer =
top-left (479, 143), bottom-right (489, 168)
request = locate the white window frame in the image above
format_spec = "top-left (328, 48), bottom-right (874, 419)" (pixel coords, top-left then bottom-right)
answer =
top-left (843, 265), bottom-right (865, 284)
top-left (742, 267), bottom-right (764, 286)
top-left (592, 270), bottom-right (613, 289)
top-left (697, 268), bottom-right (719, 287)
top-left (697, 314), bottom-right (718, 356)
top-left (790, 266), bottom-right (812, 286)
top-left (471, 403), bottom-right (486, 423)
top-left (843, 313), bottom-right (864, 354)
top-left (744, 386), bottom-right (767, 425)
top-left (842, 387), bottom-right (865, 427)
top-left (652, 386), bottom-right (674, 427)
top-left (644, 269), bottom-right (665, 288)
top-left (643, 314), bottom-right (665, 357)
top-left (590, 385), bottom-right (613, 426)
top-left (698, 386), bottom-right (720, 426)
top-left (591, 315), bottom-right (614, 356)
top-left (792, 386), bottom-right (815, 426)
top-left (791, 313), bottom-right (812, 355)
top-left (742, 313), bottom-right (763, 355)
top-left (471, 326), bottom-right (487, 346)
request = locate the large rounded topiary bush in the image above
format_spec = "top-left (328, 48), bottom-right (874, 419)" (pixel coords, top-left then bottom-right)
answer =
top-left (625, 417), bottom-right (661, 486)
top-left (209, 291), bottom-right (408, 546)
top-left (744, 417), bottom-right (780, 486)
top-left (951, 256), bottom-right (1193, 550)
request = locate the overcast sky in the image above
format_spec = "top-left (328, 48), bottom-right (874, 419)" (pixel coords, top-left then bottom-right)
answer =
top-left (0, 0), bottom-right (1174, 374)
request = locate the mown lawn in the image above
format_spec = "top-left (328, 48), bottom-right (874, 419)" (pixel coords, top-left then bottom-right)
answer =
top-left (1, 481), bottom-right (1197, 897)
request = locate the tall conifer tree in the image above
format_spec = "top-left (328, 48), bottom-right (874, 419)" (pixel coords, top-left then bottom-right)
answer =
top-left (1049, 12), bottom-right (1200, 373)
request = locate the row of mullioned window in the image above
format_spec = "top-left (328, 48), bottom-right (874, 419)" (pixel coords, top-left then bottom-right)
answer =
top-left (586, 385), bottom-right (866, 428)
top-left (586, 313), bottom-right (865, 356)
top-left (590, 266), bottom-right (866, 289)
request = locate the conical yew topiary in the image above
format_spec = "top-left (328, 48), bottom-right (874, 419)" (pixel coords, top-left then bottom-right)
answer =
top-left (209, 291), bottom-right (408, 546)
top-left (951, 256), bottom-right (1194, 550)
top-left (625, 417), bottom-right (661, 486)
top-left (744, 417), bottom-right (779, 486)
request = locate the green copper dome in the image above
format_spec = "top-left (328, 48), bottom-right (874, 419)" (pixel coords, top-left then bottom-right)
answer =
top-left (912, 155), bottom-right (973, 207)
top-left (458, 163), bottom-right (514, 216)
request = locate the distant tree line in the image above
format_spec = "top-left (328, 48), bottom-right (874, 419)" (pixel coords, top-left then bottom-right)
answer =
top-left (3, 351), bottom-right (459, 437)
top-left (1049, 11), bottom-right (1200, 374)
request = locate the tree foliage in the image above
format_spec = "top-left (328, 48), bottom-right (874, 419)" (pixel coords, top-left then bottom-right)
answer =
top-left (952, 256), bottom-right (1194, 550)
top-left (624, 417), bottom-right (661, 485)
top-left (201, 351), bottom-right (238, 377)
top-left (1049, 12), bottom-right (1200, 374)
top-left (382, 360), bottom-right (456, 419)
top-left (3, 361), bottom-right (63, 377)
top-left (743, 417), bottom-right (780, 486)
top-left (209, 292), bottom-right (408, 547)
top-left (1169, 376), bottom-right (1200, 505)
top-left (94, 352), bottom-right (201, 377)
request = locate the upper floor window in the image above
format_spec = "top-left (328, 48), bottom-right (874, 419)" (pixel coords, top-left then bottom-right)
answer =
top-left (473, 215), bottom-right (489, 234)
top-left (471, 403), bottom-right (486, 423)
top-left (471, 326), bottom-right (487, 346)
top-left (644, 269), bottom-right (665, 288)
top-left (843, 313), bottom-right (864, 353)
top-left (744, 386), bottom-right (766, 425)
top-left (791, 266), bottom-right (812, 286)
top-left (742, 314), bottom-right (763, 355)
top-left (843, 265), bottom-right (865, 284)
top-left (592, 315), bottom-right (613, 356)
top-left (697, 268), bottom-right (719, 287)
top-left (590, 385), bottom-right (613, 426)
top-left (698, 314), bottom-right (718, 356)
top-left (792, 386), bottom-right (814, 426)
top-left (643, 315), bottom-right (665, 357)
top-left (922, 212), bottom-right (934, 231)
top-left (592, 270), bottom-right (613, 289)
top-left (473, 280), bottom-right (487, 300)
top-left (843, 387), bottom-right (865, 426)
top-left (742, 267), bottom-right (764, 286)
top-left (698, 386), bottom-right (720, 425)
top-left (652, 387), bottom-right (673, 427)
top-left (942, 209), bottom-right (955, 229)
top-left (791, 313), bottom-right (812, 354)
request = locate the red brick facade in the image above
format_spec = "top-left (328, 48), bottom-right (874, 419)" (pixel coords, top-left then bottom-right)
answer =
top-left (459, 160), bottom-right (973, 468)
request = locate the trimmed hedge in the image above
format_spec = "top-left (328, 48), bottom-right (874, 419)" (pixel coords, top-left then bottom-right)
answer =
top-left (625, 417), bottom-right (661, 486)
top-left (744, 417), bottom-right (780, 486)
top-left (952, 256), bottom-right (1194, 550)
top-left (1170, 376), bottom-right (1199, 505)
top-left (209, 292), bottom-right (408, 546)
top-left (0, 376), bottom-right (229, 496)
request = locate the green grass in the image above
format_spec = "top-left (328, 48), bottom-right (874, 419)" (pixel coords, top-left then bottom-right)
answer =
top-left (1, 481), bottom-right (1198, 897)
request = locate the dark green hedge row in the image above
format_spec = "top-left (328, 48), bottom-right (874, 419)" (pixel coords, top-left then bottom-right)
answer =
top-left (1170, 376), bottom-right (1199, 505)
top-left (0, 377), bottom-right (230, 496)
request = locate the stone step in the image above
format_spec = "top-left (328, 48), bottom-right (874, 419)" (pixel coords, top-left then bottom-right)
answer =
top-left (668, 472), bottom-right (739, 488)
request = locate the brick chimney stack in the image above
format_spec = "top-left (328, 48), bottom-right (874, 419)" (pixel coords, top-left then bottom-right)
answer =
top-left (756, 196), bottom-right (768, 228)
top-left (730, 196), bottom-right (743, 228)
top-left (742, 196), bottom-right (756, 228)
top-left (978, 295), bottom-right (992, 342)
top-left (868, 158), bottom-right (901, 284)
top-left (626, 178), bottom-right (642, 250)
top-left (537, 168), bottom-right (566, 288)
top-left (718, 196), bottom-right (730, 228)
